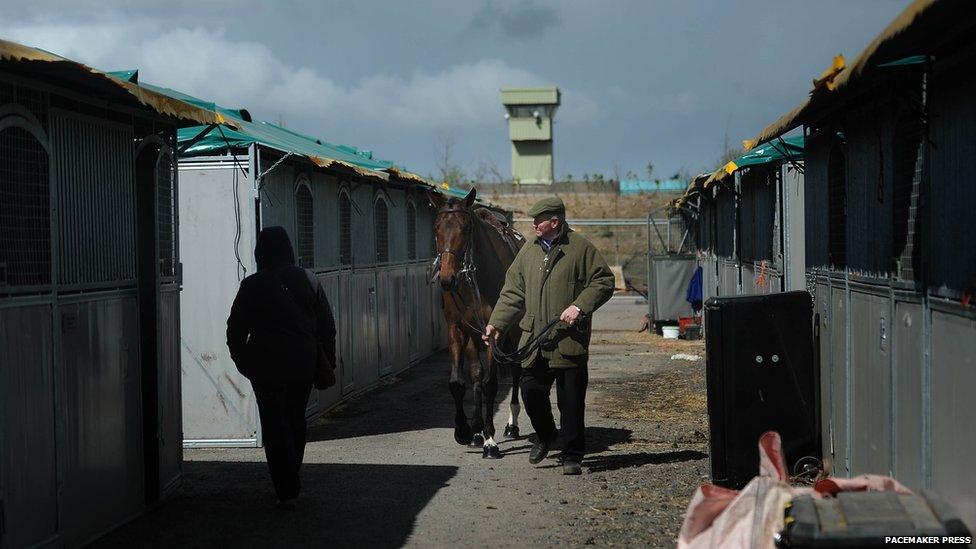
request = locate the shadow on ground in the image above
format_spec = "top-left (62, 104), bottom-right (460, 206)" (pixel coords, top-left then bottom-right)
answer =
top-left (506, 427), bottom-right (634, 457)
top-left (308, 351), bottom-right (519, 443)
top-left (584, 449), bottom-right (708, 473)
top-left (93, 461), bottom-right (457, 549)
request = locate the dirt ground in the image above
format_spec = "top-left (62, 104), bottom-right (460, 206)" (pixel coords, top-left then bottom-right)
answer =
top-left (95, 297), bottom-right (709, 548)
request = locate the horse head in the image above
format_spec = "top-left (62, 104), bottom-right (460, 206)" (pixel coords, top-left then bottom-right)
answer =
top-left (431, 187), bottom-right (478, 292)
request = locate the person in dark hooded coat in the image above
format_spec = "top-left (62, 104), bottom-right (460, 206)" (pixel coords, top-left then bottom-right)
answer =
top-left (227, 226), bottom-right (337, 508)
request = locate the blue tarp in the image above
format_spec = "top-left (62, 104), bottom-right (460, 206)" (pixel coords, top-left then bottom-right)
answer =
top-left (620, 178), bottom-right (686, 194)
top-left (686, 266), bottom-right (703, 311)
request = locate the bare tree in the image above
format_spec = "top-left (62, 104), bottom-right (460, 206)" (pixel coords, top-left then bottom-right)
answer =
top-left (718, 123), bottom-right (743, 167)
top-left (435, 135), bottom-right (467, 186)
top-left (674, 165), bottom-right (694, 183)
top-left (472, 158), bottom-right (507, 184)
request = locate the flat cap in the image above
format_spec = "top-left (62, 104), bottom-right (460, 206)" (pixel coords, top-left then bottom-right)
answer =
top-left (526, 196), bottom-right (566, 218)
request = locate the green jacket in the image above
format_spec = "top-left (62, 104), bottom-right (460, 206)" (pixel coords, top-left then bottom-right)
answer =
top-left (489, 227), bottom-right (615, 368)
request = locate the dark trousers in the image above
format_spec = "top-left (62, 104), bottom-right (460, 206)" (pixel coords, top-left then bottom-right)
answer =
top-left (252, 379), bottom-right (312, 500)
top-left (520, 356), bottom-right (589, 461)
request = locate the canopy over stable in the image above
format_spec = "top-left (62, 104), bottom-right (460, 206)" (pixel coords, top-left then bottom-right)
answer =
top-left (745, 0), bottom-right (951, 147)
top-left (0, 38), bottom-right (236, 128)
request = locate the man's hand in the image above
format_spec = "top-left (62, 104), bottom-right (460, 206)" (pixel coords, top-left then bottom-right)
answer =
top-left (483, 324), bottom-right (501, 347)
top-left (560, 304), bottom-right (582, 326)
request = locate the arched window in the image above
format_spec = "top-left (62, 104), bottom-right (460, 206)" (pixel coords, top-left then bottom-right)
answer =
top-left (0, 121), bottom-right (51, 288)
top-left (827, 142), bottom-right (847, 268)
top-left (374, 197), bottom-right (389, 263)
top-left (339, 189), bottom-right (352, 265)
top-left (406, 200), bottom-right (417, 260)
top-left (295, 181), bottom-right (314, 268)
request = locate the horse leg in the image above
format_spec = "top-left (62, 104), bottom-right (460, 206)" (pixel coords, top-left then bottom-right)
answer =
top-left (448, 325), bottom-right (472, 445)
top-left (504, 362), bottom-right (522, 439)
top-left (464, 337), bottom-right (485, 448)
top-left (481, 355), bottom-right (501, 459)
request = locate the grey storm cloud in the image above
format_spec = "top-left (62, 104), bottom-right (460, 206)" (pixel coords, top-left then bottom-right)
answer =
top-left (1, 1), bottom-right (912, 181)
top-left (468, 1), bottom-right (561, 39)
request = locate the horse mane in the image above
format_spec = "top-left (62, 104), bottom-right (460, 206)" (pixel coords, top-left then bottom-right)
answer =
top-left (439, 198), bottom-right (522, 299)
top-left (474, 207), bottom-right (524, 254)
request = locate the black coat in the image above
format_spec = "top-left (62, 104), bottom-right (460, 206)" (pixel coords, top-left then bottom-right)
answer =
top-left (226, 227), bottom-right (337, 382)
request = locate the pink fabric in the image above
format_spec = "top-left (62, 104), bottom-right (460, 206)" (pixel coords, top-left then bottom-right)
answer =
top-left (758, 431), bottom-right (787, 480)
top-left (815, 475), bottom-right (912, 496)
top-left (676, 431), bottom-right (915, 549)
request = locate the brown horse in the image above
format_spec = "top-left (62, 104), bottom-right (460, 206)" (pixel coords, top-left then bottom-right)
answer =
top-left (429, 188), bottom-right (524, 459)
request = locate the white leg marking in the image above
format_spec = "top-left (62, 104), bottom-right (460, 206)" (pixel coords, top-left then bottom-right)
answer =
top-left (509, 403), bottom-right (521, 427)
top-left (484, 436), bottom-right (497, 448)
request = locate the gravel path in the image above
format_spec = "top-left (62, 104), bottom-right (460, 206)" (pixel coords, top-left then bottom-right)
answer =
top-left (95, 297), bottom-right (709, 548)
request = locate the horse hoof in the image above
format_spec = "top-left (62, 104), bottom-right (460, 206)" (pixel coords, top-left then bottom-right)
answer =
top-left (504, 425), bottom-right (520, 439)
top-left (482, 445), bottom-right (501, 459)
top-left (454, 426), bottom-right (473, 446)
top-left (469, 433), bottom-right (485, 447)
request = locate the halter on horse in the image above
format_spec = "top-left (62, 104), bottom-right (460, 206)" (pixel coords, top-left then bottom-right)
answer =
top-left (429, 187), bottom-right (524, 459)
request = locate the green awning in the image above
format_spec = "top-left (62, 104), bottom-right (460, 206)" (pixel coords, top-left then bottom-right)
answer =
top-left (109, 71), bottom-right (409, 177)
top-left (878, 54), bottom-right (929, 68)
top-left (733, 135), bottom-right (804, 170)
top-left (105, 71), bottom-right (514, 210)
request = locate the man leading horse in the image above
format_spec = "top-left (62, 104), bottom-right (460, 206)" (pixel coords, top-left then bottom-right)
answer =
top-left (484, 196), bottom-right (615, 475)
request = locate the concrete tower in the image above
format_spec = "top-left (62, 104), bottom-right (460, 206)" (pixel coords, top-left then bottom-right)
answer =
top-left (501, 87), bottom-right (560, 184)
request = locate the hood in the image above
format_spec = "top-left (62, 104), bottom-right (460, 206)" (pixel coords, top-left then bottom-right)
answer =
top-left (255, 226), bottom-right (296, 271)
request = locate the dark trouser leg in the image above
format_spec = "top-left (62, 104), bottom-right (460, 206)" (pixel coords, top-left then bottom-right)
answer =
top-left (520, 357), bottom-right (557, 444)
top-left (555, 366), bottom-right (588, 461)
top-left (253, 380), bottom-right (311, 500)
top-left (286, 381), bottom-right (313, 492)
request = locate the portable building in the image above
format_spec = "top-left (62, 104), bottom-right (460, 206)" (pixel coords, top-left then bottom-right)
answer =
top-left (139, 84), bottom-right (463, 447)
top-left (746, 0), bottom-right (976, 527)
top-left (0, 40), bottom-right (230, 547)
top-left (675, 136), bottom-right (806, 305)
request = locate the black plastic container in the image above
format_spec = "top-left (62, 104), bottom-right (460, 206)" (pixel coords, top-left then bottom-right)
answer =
top-left (704, 290), bottom-right (819, 489)
top-left (776, 491), bottom-right (972, 547)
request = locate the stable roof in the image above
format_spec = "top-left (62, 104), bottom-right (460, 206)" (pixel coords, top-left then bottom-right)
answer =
top-left (105, 73), bottom-right (506, 209)
top-left (745, 0), bottom-right (955, 147)
top-left (109, 73), bottom-right (414, 181)
top-left (702, 135), bottom-right (804, 189)
top-left (0, 39), bottom-right (235, 128)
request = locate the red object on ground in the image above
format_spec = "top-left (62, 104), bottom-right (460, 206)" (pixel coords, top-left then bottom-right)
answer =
top-left (678, 316), bottom-right (701, 337)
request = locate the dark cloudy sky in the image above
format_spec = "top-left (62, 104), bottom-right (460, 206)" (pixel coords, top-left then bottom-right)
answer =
top-left (3, 0), bottom-right (911, 180)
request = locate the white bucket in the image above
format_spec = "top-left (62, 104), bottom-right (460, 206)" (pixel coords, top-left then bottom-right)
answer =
top-left (662, 326), bottom-right (680, 339)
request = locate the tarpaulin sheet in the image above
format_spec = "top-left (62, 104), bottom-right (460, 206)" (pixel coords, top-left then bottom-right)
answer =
top-left (620, 178), bottom-right (686, 194)
top-left (651, 254), bottom-right (698, 322)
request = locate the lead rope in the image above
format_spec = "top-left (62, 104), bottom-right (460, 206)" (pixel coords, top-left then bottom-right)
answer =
top-left (441, 255), bottom-right (573, 365)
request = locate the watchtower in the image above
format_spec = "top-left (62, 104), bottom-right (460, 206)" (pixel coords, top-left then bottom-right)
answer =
top-left (501, 87), bottom-right (560, 184)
